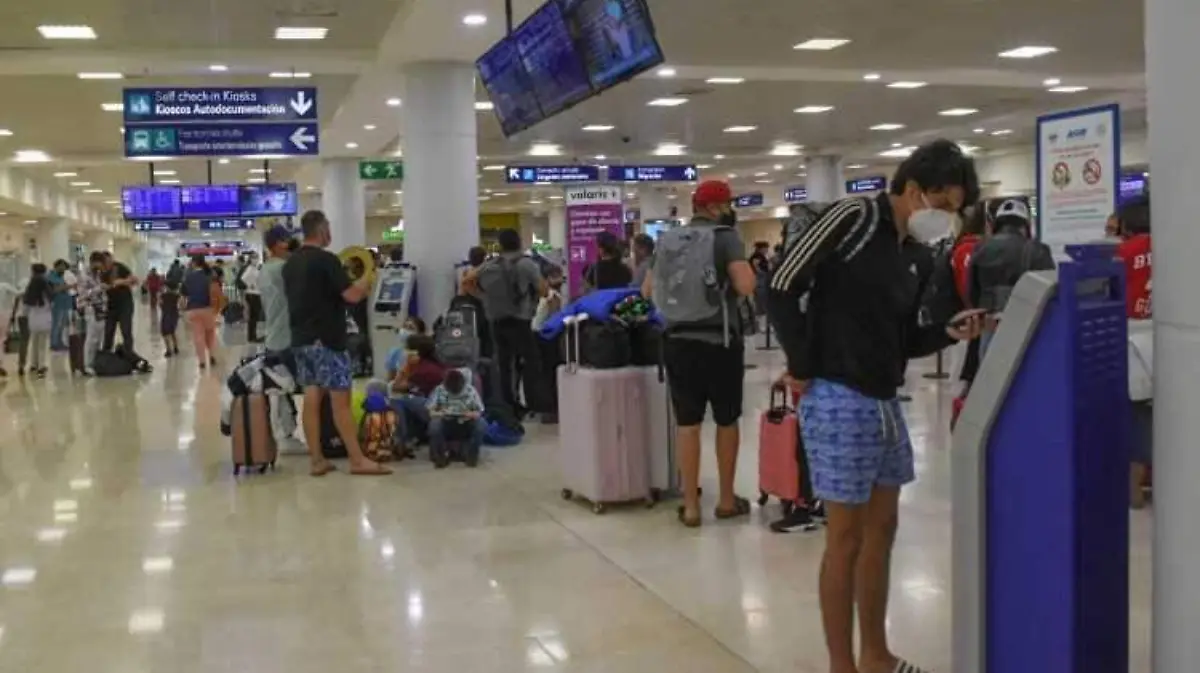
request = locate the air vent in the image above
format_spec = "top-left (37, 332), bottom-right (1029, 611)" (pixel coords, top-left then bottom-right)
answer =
top-left (671, 86), bottom-right (715, 97)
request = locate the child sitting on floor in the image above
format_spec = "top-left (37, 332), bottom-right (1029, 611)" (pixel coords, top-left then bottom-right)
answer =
top-left (426, 368), bottom-right (486, 468)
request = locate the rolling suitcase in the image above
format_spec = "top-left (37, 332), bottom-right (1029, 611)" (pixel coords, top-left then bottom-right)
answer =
top-left (758, 384), bottom-right (802, 514)
top-left (231, 394), bottom-right (278, 475)
top-left (642, 366), bottom-right (678, 498)
top-left (557, 315), bottom-right (652, 514)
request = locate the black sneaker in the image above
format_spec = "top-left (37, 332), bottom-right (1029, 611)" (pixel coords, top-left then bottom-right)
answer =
top-left (770, 507), bottom-right (818, 534)
top-left (808, 500), bottom-right (827, 524)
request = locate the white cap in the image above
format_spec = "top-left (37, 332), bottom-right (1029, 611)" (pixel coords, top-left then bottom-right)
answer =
top-left (994, 198), bottom-right (1030, 223)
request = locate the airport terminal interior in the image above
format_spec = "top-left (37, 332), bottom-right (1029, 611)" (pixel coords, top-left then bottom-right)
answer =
top-left (0, 0), bottom-right (1189, 671)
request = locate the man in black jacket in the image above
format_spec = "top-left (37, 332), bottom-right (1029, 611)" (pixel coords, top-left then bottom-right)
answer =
top-left (768, 140), bottom-right (986, 673)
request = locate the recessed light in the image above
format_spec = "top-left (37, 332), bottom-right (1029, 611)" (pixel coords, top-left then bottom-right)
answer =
top-left (1, 568), bottom-right (36, 586)
top-left (697, 164), bottom-right (712, 169)
top-left (0, 129), bottom-right (12, 137)
top-left (38, 25), bottom-right (97, 39)
top-left (54, 512), bottom-right (77, 523)
top-left (153, 169), bottom-right (176, 176)
top-left (478, 195), bottom-right (491, 201)
top-left (1043, 78), bottom-right (1061, 87)
top-left (83, 189), bottom-right (103, 194)
top-left (846, 164), bottom-right (866, 170)
top-left (14, 150), bottom-right (51, 163)
top-left (387, 98), bottom-right (403, 107)
top-left (345, 142), bottom-right (359, 149)
top-left (528, 143), bottom-right (561, 157)
top-left (53, 171), bottom-right (76, 178)
top-left (754, 171), bottom-right (769, 177)
top-left (770, 143), bottom-right (803, 156)
top-left (218, 158), bottom-right (230, 164)
top-left (887, 81), bottom-right (927, 89)
top-left (939, 108), bottom-right (979, 116)
top-left (528, 199), bottom-right (544, 205)
top-left (794, 105), bottom-right (834, 114)
top-left (647, 97), bottom-right (688, 107)
top-left (714, 154), bottom-right (726, 160)
top-left (991, 129), bottom-right (1013, 136)
top-left (77, 72), bottom-right (123, 80)
top-left (493, 192), bottom-right (508, 197)
top-left (474, 101), bottom-right (494, 111)
top-left (549, 195), bottom-right (563, 200)
top-left (128, 608), bottom-right (165, 634)
top-left (582, 124), bottom-right (614, 132)
top-left (483, 165), bottom-right (504, 171)
top-left (158, 179), bottom-right (180, 185)
top-left (101, 103), bottom-right (124, 114)
top-left (104, 200), bottom-right (118, 205)
top-left (274, 27), bottom-right (328, 40)
top-left (363, 124), bottom-right (377, 131)
top-left (973, 128), bottom-right (986, 134)
top-left (656, 67), bottom-right (676, 77)
top-left (754, 179), bottom-right (773, 184)
top-left (870, 123), bottom-right (906, 131)
top-left (891, 142), bottom-right (903, 148)
top-left (706, 77), bottom-right (744, 84)
top-left (22, 220), bottom-right (37, 225)
top-left (862, 73), bottom-right (882, 81)
top-left (773, 164), bottom-right (784, 170)
top-left (269, 72), bottom-right (311, 79)
top-left (653, 143), bottom-right (686, 156)
top-left (209, 64), bottom-right (229, 72)
top-left (69, 181), bottom-right (91, 187)
top-left (793, 38), bottom-right (851, 50)
top-left (36, 528), bottom-right (67, 543)
top-left (142, 557), bottom-right (174, 574)
top-left (998, 45), bottom-right (1058, 59)
top-left (724, 125), bottom-right (757, 133)
top-left (879, 146), bottom-right (917, 158)
top-left (462, 13), bottom-right (488, 26)
top-left (594, 154), bottom-right (607, 161)
top-left (249, 168), bottom-right (270, 174)
top-left (1049, 85), bottom-right (1089, 93)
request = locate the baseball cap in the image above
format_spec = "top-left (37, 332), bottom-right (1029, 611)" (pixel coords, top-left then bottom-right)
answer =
top-left (994, 198), bottom-right (1030, 223)
top-left (263, 225), bottom-right (292, 249)
top-left (693, 180), bottom-right (733, 207)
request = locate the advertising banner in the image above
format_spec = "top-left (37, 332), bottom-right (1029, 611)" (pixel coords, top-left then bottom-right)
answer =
top-left (565, 185), bottom-right (624, 297)
top-left (1036, 104), bottom-right (1121, 248)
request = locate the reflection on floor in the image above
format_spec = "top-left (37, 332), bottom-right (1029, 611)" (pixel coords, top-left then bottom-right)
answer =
top-left (0, 318), bottom-right (1152, 672)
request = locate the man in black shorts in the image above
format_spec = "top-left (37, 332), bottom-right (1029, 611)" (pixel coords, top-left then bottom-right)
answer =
top-left (643, 180), bottom-right (756, 526)
top-left (283, 210), bottom-right (391, 477)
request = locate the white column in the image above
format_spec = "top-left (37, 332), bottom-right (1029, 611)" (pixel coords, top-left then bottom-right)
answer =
top-left (321, 159), bottom-right (366, 251)
top-left (548, 206), bottom-right (567, 251)
top-left (806, 155), bottom-right (844, 202)
top-left (639, 186), bottom-right (672, 221)
top-left (1148, 0), bottom-right (1200, 669)
top-left (401, 61), bottom-right (479, 320)
top-left (34, 218), bottom-right (69, 265)
top-left (85, 231), bottom-right (112, 256)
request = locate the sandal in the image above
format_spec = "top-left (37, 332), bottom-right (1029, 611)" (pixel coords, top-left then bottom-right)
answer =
top-left (310, 461), bottom-right (336, 477)
top-left (349, 462), bottom-right (393, 476)
top-left (676, 505), bottom-right (702, 528)
top-left (891, 659), bottom-right (930, 673)
top-left (714, 495), bottom-right (752, 520)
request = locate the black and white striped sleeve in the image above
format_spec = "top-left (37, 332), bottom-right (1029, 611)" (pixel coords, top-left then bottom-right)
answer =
top-left (769, 198), bottom-right (870, 293)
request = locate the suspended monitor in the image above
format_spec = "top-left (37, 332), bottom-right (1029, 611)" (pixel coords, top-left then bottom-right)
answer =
top-left (511, 0), bottom-right (593, 116)
top-left (477, 37), bottom-right (546, 136)
top-left (239, 183), bottom-right (297, 217)
top-left (181, 184), bottom-right (240, 218)
top-left (559, 0), bottom-right (664, 90)
top-left (121, 186), bottom-right (182, 220)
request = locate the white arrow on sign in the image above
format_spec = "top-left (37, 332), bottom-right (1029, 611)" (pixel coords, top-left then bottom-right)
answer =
top-left (290, 90), bottom-right (313, 116)
top-left (363, 164), bottom-right (378, 177)
top-left (290, 126), bottom-right (316, 151)
top-left (508, 168), bottom-right (520, 180)
top-left (683, 166), bottom-right (697, 180)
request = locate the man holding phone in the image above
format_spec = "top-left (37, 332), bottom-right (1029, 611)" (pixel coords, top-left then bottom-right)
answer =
top-left (768, 140), bottom-right (986, 673)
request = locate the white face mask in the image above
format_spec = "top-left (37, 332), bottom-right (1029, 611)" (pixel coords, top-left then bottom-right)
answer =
top-left (907, 195), bottom-right (957, 244)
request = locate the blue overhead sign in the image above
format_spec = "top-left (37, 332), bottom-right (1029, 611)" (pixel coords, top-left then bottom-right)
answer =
top-left (199, 219), bottom-right (257, 231)
top-left (606, 165), bottom-right (698, 182)
top-left (784, 186), bottom-right (808, 203)
top-left (123, 87), bottom-right (318, 124)
top-left (132, 220), bottom-right (190, 232)
top-left (505, 165), bottom-right (599, 183)
top-left (734, 192), bottom-right (765, 208)
top-left (846, 176), bottom-right (888, 194)
top-left (125, 123), bottom-right (319, 157)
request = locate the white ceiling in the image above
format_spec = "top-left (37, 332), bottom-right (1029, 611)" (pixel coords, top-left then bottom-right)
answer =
top-left (0, 0), bottom-right (1147, 224)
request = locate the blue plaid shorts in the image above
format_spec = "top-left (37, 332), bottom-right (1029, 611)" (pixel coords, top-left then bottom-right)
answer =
top-left (293, 344), bottom-right (352, 391)
top-left (799, 379), bottom-right (915, 505)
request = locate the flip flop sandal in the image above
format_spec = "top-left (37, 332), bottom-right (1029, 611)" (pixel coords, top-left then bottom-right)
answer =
top-left (310, 462), bottom-right (337, 477)
top-left (349, 464), bottom-right (394, 476)
top-left (676, 505), bottom-right (702, 528)
top-left (714, 495), bottom-right (752, 520)
top-left (892, 659), bottom-right (930, 673)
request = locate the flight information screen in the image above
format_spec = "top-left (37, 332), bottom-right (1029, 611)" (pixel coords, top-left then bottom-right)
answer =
top-left (238, 183), bottom-right (297, 217)
top-left (513, 0), bottom-right (593, 117)
top-left (122, 186), bottom-right (183, 220)
top-left (477, 38), bottom-right (546, 136)
top-left (181, 184), bottom-right (240, 217)
top-left (559, 0), bottom-right (663, 89)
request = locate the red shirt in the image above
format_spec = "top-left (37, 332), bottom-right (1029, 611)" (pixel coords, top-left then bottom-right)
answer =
top-left (1117, 233), bottom-right (1152, 319)
top-left (406, 358), bottom-right (447, 398)
top-left (951, 235), bottom-right (981, 305)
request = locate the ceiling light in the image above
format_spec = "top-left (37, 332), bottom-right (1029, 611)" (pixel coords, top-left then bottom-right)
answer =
top-left (770, 143), bottom-right (803, 156)
top-left (528, 199), bottom-right (544, 205)
top-left (653, 142), bottom-right (686, 156)
top-left (793, 38), bottom-right (851, 50)
top-left (656, 67), bottom-right (676, 77)
top-left (474, 101), bottom-right (494, 111)
top-left (863, 72), bottom-right (882, 81)
top-left (528, 143), bottom-right (561, 157)
top-left (755, 179), bottom-right (773, 184)
top-left (248, 168), bottom-right (270, 174)
top-left (77, 72), bottom-right (123, 80)
top-left (794, 105), bottom-right (834, 114)
top-left (362, 124), bottom-right (377, 131)
top-left (345, 142), bottom-right (359, 149)
top-left (582, 124), bottom-right (614, 132)
top-left (870, 123), bottom-right (906, 131)
top-left (754, 172), bottom-right (769, 177)
top-left (128, 609), bottom-right (164, 634)
top-left (142, 557), bottom-right (174, 574)
top-left (387, 98), bottom-right (403, 108)
top-left (158, 179), bottom-right (180, 185)
top-left (0, 129), bottom-right (12, 137)
top-left (462, 13), bottom-right (488, 26)
top-left (22, 220), bottom-right (37, 225)
top-left (724, 125), bottom-right (757, 133)
top-left (218, 158), bottom-right (230, 164)
top-left (773, 164), bottom-right (784, 170)
top-left (483, 164), bottom-right (504, 171)
top-left (478, 195), bottom-right (491, 201)
top-left (104, 200), bottom-right (118, 205)
top-left (69, 181), bottom-right (90, 187)
top-left (999, 45), bottom-right (1058, 59)
top-left (99, 102), bottom-right (125, 113)
top-left (83, 189), bottom-right (102, 194)
top-left (493, 192), bottom-right (508, 197)
top-left (245, 177), bottom-right (266, 184)
top-left (594, 154), bottom-right (607, 161)
top-left (1, 568), bottom-right (36, 586)
top-left (991, 129), bottom-right (1013, 136)
top-left (127, 155), bottom-right (173, 162)
top-left (647, 97), bottom-right (688, 107)
top-left (1049, 85), bottom-right (1089, 93)
top-left (887, 81), bottom-right (927, 89)
top-left (53, 171), bottom-right (77, 178)
top-left (14, 150), bottom-right (51, 163)
top-left (549, 195), bottom-right (563, 200)
top-left (269, 72), bottom-right (311, 79)
top-left (275, 27), bottom-right (328, 40)
top-left (879, 146), bottom-right (917, 158)
top-left (38, 25), bottom-right (96, 39)
top-left (1043, 78), bottom-right (1061, 87)
top-left (706, 77), bottom-right (744, 84)
top-left (54, 512), bottom-right (77, 523)
top-left (697, 164), bottom-right (712, 169)
top-left (153, 170), bottom-right (177, 177)
top-left (973, 128), bottom-right (986, 134)
top-left (939, 108), bottom-right (979, 116)
top-left (36, 528), bottom-right (67, 543)
top-left (846, 164), bottom-right (866, 170)
top-left (714, 154), bottom-right (726, 160)
top-left (209, 64), bottom-right (228, 72)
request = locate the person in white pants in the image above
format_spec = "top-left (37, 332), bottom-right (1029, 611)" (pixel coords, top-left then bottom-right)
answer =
top-left (79, 252), bottom-right (109, 374)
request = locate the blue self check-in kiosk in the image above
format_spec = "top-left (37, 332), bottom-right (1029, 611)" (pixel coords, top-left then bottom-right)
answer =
top-left (952, 244), bottom-right (1130, 673)
top-left (368, 262), bottom-right (418, 381)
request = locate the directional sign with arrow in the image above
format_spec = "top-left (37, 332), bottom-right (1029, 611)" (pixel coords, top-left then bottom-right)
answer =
top-left (125, 123), bottom-right (321, 157)
top-left (605, 165), bottom-right (699, 182)
top-left (359, 160), bottom-right (404, 180)
top-left (123, 87), bottom-right (319, 124)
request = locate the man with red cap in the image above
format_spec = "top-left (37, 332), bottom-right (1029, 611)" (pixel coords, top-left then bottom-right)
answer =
top-left (643, 179), bottom-right (757, 527)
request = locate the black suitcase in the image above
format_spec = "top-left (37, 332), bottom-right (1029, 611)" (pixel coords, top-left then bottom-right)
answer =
top-left (320, 396), bottom-right (348, 459)
top-left (68, 333), bottom-right (85, 374)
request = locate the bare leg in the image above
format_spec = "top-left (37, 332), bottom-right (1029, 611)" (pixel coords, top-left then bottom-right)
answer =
top-left (856, 485), bottom-right (902, 673)
top-left (821, 501), bottom-right (866, 673)
top-left (302, 386), bottom-right (334, 476)
top-left (714, 423), bottom-right (740, 511)
top-left (328, 389), bottom-right (391, 475)
top-left (1130, 463), bottom-right (1148, 509)
top-left (677, 424), bottom-right (702, 520)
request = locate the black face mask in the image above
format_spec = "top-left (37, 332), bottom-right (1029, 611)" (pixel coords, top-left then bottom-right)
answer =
top-left (719, 209), bottom-right (738, 227)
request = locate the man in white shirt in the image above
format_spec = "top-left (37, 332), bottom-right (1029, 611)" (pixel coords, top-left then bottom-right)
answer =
top-left (239, 252), bottom-right (263, 343)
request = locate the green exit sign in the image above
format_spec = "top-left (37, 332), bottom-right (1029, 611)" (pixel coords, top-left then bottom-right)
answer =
top-left (359, 160), bottom-right (404, 180)
top-left (382, 229), bottom-right (405, 242)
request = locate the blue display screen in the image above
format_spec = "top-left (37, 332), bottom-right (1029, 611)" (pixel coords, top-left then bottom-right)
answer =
top-left (558, 0), bottom-right (663, 89)
top-left (477, 38), bottom-right (546, 136)
top-left (181, 184), bottom-right (240, 217)
top-left (238, 183), bottom-right (297, 217)
top-left (513, 1), bottom-right (594, 117)
top-left (122, 186), bottom-right (183, 220)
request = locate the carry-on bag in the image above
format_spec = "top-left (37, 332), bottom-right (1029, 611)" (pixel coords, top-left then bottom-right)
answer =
top-left (320, 396), bottom-right (348, 459)
top-left (758, 384), bottom-right (802, 514)
top-left (231, 393), bottom-right (278, 475)
top-left (557, 315), bottom-right (652, 513)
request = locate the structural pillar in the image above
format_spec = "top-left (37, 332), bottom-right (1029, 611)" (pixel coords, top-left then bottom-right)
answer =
top-left (1147, 0), bottom-right (1200, 669)
top-left (639, 187), bottom-right (673, 222)
top-left (401, 61), bottom-right (479, 320)
top-left (85, 231), bottom-right (113, 257)
top-left (548, 205), bottom-right (567, 252)
top-left (806, 155), bottom-right (844, 203)
top-left (34, 218), bottom-right (69, 265)
top-left (321, 158), bottom-right (366, 251)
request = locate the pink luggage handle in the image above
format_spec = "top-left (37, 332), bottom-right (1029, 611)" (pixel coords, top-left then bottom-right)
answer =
top-left (563, 313), bottom-right (590, 373)
top-left (765, 383), bottom-right (794, 424)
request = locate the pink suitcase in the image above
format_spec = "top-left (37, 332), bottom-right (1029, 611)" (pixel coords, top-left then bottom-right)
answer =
top-left (758, 384), bottom-right (802, 510)
top-left (557, 316), bottom-right (653, 514)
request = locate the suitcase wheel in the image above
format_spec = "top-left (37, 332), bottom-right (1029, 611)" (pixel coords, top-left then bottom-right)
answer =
top-left (757, 490), bottom-right (770, 507)
top-left (258, 464), bottom-right (269, 475)
top-left (649, 488), bottom-right (662, 503)
top-left (561, 488), bottom-right (574, 501)
top-left (591, 502), bottom-right (607, 515)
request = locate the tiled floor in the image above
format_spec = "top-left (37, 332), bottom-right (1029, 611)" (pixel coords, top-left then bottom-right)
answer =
top-left (0, 315), bottom-right (1152, 672)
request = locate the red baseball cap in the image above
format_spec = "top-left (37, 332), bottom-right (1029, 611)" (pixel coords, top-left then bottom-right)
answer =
top-left (693, 180), bottom-right (733, 207)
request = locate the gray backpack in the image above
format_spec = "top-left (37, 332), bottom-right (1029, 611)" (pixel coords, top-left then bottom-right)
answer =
top-left (477, 255), bottom-right (529, 320)
top-left (652, 225), bottom-right (730, 343)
